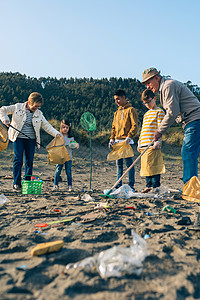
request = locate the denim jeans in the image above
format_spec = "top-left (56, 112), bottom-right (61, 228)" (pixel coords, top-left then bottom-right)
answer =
top-left (54, 160), bottom-right (72, 186)
top-left (146, 174), bottom-right (160, 188)
top-left (181, 119), bottom-right (200, 183)
top-left (116, 144), bottom-right (135, 189)
top-left (13, 138), bottom-right (36, 186)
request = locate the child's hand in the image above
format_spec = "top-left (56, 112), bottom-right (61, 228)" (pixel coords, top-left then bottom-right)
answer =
top-left (137, 145), bottom-right (141, 152)
top-left (76, 143), bottom-right (79, 149)
top-left (125, 137), bottom-right (131, 144)
top-left (109, 139), bottom-right (115, 149)
top-left (153, 141), bottom-right (160, 149)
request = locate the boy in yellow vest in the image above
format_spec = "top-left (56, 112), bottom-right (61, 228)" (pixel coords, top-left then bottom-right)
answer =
top-left (109, 89), bottom-right (138, 191)
top-left (138, 89), bottom-right (165, 193)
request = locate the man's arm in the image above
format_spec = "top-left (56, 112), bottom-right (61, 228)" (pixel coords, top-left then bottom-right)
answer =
top-left (158, 84), bottom-right (180, 134)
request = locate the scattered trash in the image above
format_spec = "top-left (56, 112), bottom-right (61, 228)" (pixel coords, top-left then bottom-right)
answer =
top-left (103, 184), bottom-right (172, 200)
top-left (162, 205), bottom-right (176, 214)
top-left (168, 188), bottom-right (182, 193)
top-left (154, 185), bottom-right (169, 194)
top-left (31, 240), bottom-right (64, 256)
top-left (35, 217), bottom-right (74, 228)
top-left (177, 217), bottom-right (192, 225)
top-left (188, 213), bottom-right (200, 231)
top-left (81, 193), bottom-right (94, 201)
top-left (0, 194), bottom-right (10, 205)
top-left (66, 230), bottom-right (148, 278)
top-left (53, 209), bottom-right (61, 212)
top-left (95, 202), bottom-right (108, 209)
top-left (146, 211), bottom-right (166, 216)
top-left (34, 230), bottom-right (41, 234)
top-left (143, 234), bottom-right (150, 239)
top-left (16, 264), bottom-right (27, 271)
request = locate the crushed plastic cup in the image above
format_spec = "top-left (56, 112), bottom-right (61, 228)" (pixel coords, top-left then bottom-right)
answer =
top-left (66, 230), bottom-right (149, 278)
top-left (81, 193), bottom-right (94, 201)
top-left (0, 194), bottom-right (10, 205)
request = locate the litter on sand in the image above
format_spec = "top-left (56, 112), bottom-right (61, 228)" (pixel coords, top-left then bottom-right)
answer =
top-left (66, 230), bottom-right (148, 278)
top-left (31, 240), bottom-right (64, 256)
top-left (81, 193), bottom-right (94, 201)
top-left (188, 213), bottom-right (200, 231)
top-left (0, 194), bottom-right (10, 205)
top-left (103, 184), bottom-right (169, 199)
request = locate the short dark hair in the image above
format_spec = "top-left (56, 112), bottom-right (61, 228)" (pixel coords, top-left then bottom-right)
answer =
top-left (141, 89), bottom-right (155, 102)
top-left (114, 89), bottom-right (126, 98)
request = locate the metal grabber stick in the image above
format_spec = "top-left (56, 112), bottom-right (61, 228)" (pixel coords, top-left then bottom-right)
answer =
top-left (100, 141), bottom-right (154, 198)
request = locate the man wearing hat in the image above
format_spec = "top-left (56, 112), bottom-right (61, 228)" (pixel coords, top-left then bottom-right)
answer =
top-left (142, 67), bottom-right (200, 184)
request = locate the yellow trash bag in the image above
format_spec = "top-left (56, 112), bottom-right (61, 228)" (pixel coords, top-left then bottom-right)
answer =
top-left (182, 176), bottom-right (200, 203)
top-left (140, 147), bottom-right (165, 177)
top-left (46, 135), bottom-right (70, 165)
top-left (107, 141), bottom-right (134, 161)
top-left (0, 122), bottom-right (9, 152)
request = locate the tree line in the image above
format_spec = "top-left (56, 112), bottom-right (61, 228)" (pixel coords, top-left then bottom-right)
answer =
top-left (0, 72), bottom-right (199, 134)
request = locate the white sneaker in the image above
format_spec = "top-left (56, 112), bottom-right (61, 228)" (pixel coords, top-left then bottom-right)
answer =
top-left (68, 186), bottom-right (73, 191)
top-left (52, 185), bottom-right (59, 191)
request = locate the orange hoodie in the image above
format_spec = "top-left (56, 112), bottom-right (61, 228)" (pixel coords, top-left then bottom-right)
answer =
top-left (110, 102), bottom-right (138, 140)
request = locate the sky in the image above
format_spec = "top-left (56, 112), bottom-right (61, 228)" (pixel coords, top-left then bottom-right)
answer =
top-left (0, 0), bottom-right (200, 86)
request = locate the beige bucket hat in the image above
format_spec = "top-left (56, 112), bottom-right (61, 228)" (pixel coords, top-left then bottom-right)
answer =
top-left (142, 67), bottom-right (160, 84)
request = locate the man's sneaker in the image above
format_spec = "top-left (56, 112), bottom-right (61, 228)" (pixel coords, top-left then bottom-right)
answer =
top-left (68, 186), bottom-right (73, 192)
top-left (52, 185), bottom-right (59, 191)
top-left (13, 184), bottom-right (21, 191)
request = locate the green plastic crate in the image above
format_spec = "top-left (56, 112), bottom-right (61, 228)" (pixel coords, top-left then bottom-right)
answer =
top-left (22, 176), bottom-right (43, 195)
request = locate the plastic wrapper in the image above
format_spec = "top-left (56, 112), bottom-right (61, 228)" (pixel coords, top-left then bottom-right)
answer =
top-left (66, 230), bottom-right (148, 278)
top-left (81, 193), bottom-right (94, 201)
top-left (182, 176), bottom-right (200, 203)
top-left (46, 135), bottom-right (70, 165)
top-left (107, 141), bottom-right (134, 161)
top-left (104, 184), bottom-right (165, 199)
top-left (0, 194), bottom-right (10, 205)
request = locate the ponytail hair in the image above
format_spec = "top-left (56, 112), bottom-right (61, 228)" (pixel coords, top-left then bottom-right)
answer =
top-left (60, 120), bottom-right (72, 137)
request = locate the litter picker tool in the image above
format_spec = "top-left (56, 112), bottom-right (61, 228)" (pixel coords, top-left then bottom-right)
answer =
top-left (100, 141), bottom-right (154, 199)
top-left (80, 112), bottom-right (96, 190)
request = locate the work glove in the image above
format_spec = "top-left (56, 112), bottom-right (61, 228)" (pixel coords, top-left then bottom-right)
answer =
top-left (125, 137), bottom-right (132, 144)
top-left (109, 139), bottom-right (115, 149)
top-left (153, 141), bottom-right (160, 149)
top-left (3, 120), bottom-right (10, 127)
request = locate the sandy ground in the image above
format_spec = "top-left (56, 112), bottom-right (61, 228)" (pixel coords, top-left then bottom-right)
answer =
top-left (0, 142), bottom-right (200, 300)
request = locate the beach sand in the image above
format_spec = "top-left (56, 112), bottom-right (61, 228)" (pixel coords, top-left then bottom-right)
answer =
top-left (0, 143), bottom-right (200, 300)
